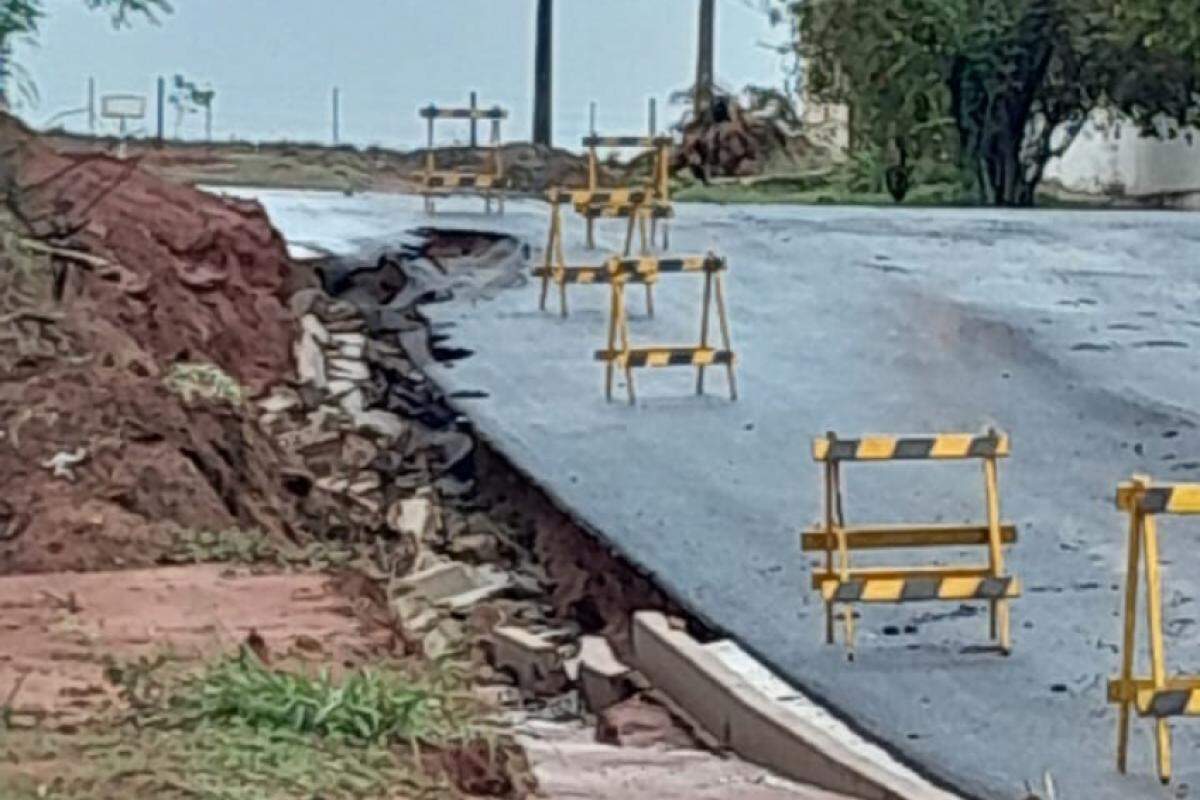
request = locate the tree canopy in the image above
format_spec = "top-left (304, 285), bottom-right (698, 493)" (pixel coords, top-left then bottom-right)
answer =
top-left (779, 0), bottom-right (1200, 205)
top-left (0, 0), bottom-right (171, 105)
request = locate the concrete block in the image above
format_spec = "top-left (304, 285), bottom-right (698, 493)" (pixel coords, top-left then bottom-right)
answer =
top-left (576, 635), bottom-right (635, 714)
top-left (630, 611), bottom-right (961, 800)
top-left (492, 625), bottom-right (567, 695)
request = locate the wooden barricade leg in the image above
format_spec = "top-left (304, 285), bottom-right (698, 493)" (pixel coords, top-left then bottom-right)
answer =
top-left (1116, 501), bottom-right (1144, 775)
top-left (621, 213), bottom-right (635, 256)
top-left (1143, 511), bottom-right (1172, 783)
top-left (983, 455), bottom-right (1010, 652)
top-left (696, 270), bottom-right (714, 396)
top-left (637, 210), bottom-right (651, 256)
top-left (587, 216), bottom-right (597, 250)
top-left (714, 273), bottom-right (738, 401)
top-left (618, 281), bottom-right (636, 406)
top-left (823, 458), bottom-right (838, 645)
top-left (554, 203), bottom-right (569, 317)
top-left (644, 282), bottom-right (655, 318)
top-left (604, 281), bottom-right (620, 402)
top-left (493, 119), bottom-right (505, 216)
top-left (540, 199), bottom-right (559, 312)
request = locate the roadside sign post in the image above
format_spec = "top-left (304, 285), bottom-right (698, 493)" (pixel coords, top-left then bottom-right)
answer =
top-left (100, 93), bottom-right (147, 159)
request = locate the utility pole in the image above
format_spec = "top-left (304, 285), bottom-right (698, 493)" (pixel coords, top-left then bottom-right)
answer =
top-left (469, 91), bottom-right (478, 147)
top-left (695, 0), bottom-right (715, 117)
top-left (156, 76), bottom-right (165, 144)
top-left (533, 0), bottom-right (553, 146)
top-left (87, 77), bottom-right (96, 133)
top-left (332, 87), bottom-right (340, 144)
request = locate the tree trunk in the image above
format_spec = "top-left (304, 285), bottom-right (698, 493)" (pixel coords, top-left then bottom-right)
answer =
top-left (695, 0), bottom-right (715, 118)
top-left (533, 0), bottom-right (553, 147)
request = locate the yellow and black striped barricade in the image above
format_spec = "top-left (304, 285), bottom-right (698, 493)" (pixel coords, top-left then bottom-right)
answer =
top-left (1109, 476), bottom-right (1200, 784)
top-left (418, 104), bottom-right (508, 215)
top-left (803, 430), bottom-right (1019, 658)
top-left (577, 134), bottom-right (673, 251)
top-left (534, 188), bottom-right (658, 318)
top-left (593, 254), bottom-right (736, 405)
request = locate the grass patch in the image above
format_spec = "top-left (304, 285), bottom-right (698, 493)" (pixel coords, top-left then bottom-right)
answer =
top-left (161, 527), bottom-right (406, 577)
top-left (0, 652), bottom-right (499, 800)
top-left (673, 173), bottom-right (975, 206)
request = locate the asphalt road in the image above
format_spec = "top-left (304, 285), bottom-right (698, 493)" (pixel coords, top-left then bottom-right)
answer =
top-left (238, 187), bottom-right (1200, 800)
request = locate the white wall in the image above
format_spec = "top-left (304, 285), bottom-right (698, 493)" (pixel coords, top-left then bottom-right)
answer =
top-left (1046, 114), bottom-right (1200, 198)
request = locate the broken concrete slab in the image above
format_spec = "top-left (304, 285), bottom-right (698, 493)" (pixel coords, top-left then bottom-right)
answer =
top-left (387, 496), bottom-right (436, 540)
top-left (293, 333), bottom-right (326, 388)
top-left (300, 313), bottom-right (331, 345)
top-left (576, 635), bottom-right (636, 714)
top-left (491, 625), bottom-right (568, 695)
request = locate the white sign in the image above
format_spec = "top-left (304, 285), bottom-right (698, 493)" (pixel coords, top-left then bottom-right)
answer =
top-left (100, 94), bottom-right (146, 120)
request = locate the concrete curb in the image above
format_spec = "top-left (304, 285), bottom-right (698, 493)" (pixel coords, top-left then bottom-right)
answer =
top-left (630, 611), bottom-right (963, 800)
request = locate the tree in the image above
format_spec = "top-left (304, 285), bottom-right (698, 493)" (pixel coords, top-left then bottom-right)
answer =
top-left (781, 0), bottom-right (1200, 206)
top-left (0, 0), bottom-right (171, 107)
top-left (169, 74), bottom-right (215, 140)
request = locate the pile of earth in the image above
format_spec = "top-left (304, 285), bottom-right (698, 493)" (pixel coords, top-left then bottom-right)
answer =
top-left (0, 113), bottom-right (311, 574)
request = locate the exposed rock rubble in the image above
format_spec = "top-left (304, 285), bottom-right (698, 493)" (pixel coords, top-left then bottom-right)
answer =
top-left (264, 226), bottom-right (705, 750)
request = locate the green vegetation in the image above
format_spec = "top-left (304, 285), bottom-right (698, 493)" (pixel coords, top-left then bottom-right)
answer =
top-left (1, 1), bottom-right (171, 104)
top-left (1, 652), bottom-right (490, 800)
top-left (774, 0), bottom-right (1200, 206)
top-left (160, 527), bottom-right (405, 577)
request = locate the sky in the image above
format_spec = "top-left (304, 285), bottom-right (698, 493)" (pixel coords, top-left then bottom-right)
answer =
top-left (13, 0), bottom-right (790, 150)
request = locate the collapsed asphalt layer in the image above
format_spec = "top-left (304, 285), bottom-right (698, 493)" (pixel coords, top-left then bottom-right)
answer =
top-left (235, 188), bottom-right (1200, 800)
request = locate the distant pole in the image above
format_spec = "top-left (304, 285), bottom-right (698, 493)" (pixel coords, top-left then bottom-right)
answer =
top-left (87, 77), bottom-right (96, 133)
top-left (205, 104), bottom-right (212, 141)
top-left (332, 87), bottom-right (340, 144)
top-left (469, 91), bottom-right (478, 147)
top-left (156, 76), bottom-right (165, 143)
top-left (648, 97), bottom-right (657, 136)
top-left (532, 0), bottom-right (553, 146)
top-left (589, 101), bottom-right (596, 135)
top-left (695, 0), bottom-right (715, 117)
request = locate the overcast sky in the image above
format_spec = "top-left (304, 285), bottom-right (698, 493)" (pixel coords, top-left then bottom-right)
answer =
top-left (14, 0), bottom-right (788, 150)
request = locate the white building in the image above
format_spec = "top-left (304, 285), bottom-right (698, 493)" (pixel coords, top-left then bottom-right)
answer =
top-left (1045, 115), bottom-right (1200, 206)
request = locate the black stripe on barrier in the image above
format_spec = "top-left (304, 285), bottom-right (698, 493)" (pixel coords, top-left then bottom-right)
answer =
top-left (901, 577), bottom-right (941, 601)
top-left (581, 203), bottom-right (674, 220)
top-left (1149, 691), bottom-right (1193, 717)
top-left (1141, 488), bottom-right (1173, 514)
top-left (582, 135), bottom-right (671, 148)
top-left (977, 576), bottom-right (1012, 599)
top-left (893, 438), bottom-right (935, 459)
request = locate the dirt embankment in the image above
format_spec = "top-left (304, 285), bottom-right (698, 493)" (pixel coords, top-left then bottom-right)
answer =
top-left (43, 132), bottom-right (594, 196)
top-left (0, 113), bottom-right (309, 574)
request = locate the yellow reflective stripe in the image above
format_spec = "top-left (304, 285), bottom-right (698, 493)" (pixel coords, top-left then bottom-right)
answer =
top-left (857, 437), bottom-right (897, 459)
top-left (938, 577), bottom-right (981, 599)
top-left (931, 434), bottom-right (973, 458)
top-left (1168, 486), bottom-right (1200, 514)
top-left (860, 579), bottom-right (905, 601)
top-left (646, 351), bottom-right (670, 367)
top-left (693, 350), bottom-right (716, 366)
top-left (812, 438), bottom-right (831, 461)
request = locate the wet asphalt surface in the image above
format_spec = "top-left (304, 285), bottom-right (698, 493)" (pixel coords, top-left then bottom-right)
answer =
top-left (240, 188), bottom-right (1200, 799)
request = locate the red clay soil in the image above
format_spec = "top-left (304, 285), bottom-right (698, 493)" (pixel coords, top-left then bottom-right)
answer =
top-left (0, 113), bottom-right (295, 395)
top-left (0, 564), bottom-right (394, 728)
top-left (0, 113), bottom-right (310, 575)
